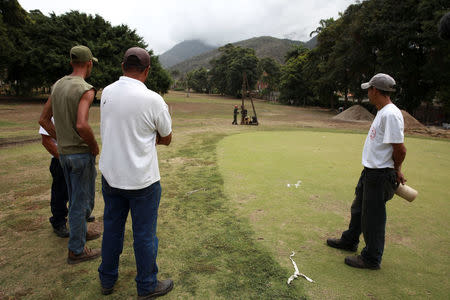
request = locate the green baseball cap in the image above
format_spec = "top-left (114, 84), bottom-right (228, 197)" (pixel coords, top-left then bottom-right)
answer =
top-left (70, 45), bottom-right (98, 63)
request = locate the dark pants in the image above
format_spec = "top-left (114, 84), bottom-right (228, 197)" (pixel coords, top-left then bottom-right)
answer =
top-left (98, 176), bottom-right (161, 296)
top-left (232, 114), bottom-right (238, 124)
top-left (341, 168), bottom-right (397, 266)
top-left (49, 157), bottom-right (69, 228)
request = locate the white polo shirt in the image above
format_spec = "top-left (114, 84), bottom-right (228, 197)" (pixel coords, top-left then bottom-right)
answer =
top-left (99, 76), bottom-right (172, 190)
top-left (362, 103), bottom-right (404, 169)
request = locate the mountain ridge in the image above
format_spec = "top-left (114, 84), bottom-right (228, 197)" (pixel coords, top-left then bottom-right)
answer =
top-left (158, 39), bottom-right (216, 68)
top-left (159, 35), bottom-right (317, 74)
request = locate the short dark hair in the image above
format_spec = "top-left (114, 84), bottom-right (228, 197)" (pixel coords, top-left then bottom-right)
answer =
top-left (71, 60), bottom-right (90, 68)
top-left (372, 86), bottom-right (391, 96)
top-left (123, 55), bottom-right (148, 73)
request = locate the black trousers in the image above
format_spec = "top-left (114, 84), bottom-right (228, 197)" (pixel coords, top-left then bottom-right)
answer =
top-left (49, 157), bottom-right (69, 228)
top-left (232, 114), bottom-right (238, 124)
top-left (341, 167), bottom-right (397, 266)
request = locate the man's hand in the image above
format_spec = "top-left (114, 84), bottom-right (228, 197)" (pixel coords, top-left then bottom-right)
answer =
top-left (392, 143), bottom-right (407, 184)
top-left (156, 132), bottom-right (172, 146)
top-left (91, 143), bottom-right (100, 156)
top-left (41, 135), bottom-right (59, 158)
top-left (395, 169), bottom-right (406, 184)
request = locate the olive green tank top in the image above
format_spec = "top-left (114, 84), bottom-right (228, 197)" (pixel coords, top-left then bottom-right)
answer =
top-left (51, 75), bottom-right (95, 155)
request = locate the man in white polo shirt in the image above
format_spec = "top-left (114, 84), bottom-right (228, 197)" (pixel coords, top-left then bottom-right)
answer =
top-left (98, 47), bottom-right (173, 299)
top-left (326, 73), bottom-right (407, 270)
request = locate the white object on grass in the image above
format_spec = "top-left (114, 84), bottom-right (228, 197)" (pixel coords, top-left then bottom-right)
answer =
top-left (287, 251), bottom-right (314, 284)
top-left (286, 180), bottom-right (302, 188)
top-left (185, 188), bottom-right (206, 196)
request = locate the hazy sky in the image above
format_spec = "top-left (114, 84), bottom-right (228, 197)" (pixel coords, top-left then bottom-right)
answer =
top-left (20, 0), bottom-right (357, 55)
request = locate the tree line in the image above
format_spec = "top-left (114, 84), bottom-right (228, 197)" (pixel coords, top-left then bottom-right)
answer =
top-left (176, 44), bottom-right (280, 99)
top-left (178, 0), bottom-right (449, 117)
top-left (0, 0), bottom-right (171, 96)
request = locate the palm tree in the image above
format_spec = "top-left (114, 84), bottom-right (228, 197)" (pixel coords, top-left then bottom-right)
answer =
top-left (309, 18), bottom-right (335, 37)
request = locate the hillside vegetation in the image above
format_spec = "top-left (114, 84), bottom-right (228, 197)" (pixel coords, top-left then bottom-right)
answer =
top-left (158, 40), bottom-right (216, 68)
top-left (168, 36), bottom-right (304, 74)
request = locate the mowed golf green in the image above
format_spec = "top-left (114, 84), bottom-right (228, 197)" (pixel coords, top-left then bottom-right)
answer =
top-left (218, 131), bottom-right (450, 299)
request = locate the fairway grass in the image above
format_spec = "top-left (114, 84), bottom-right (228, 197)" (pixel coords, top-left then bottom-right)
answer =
top-left (218, 131), bottom-right (450, 299)
top-left (0, 94), bottom-right (305, 299)
top-left (1, 93), bottom-right (448, 299)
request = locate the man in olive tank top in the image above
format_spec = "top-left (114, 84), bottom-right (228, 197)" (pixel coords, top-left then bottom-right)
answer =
top-left (39, 45), bottom-right (101, 264)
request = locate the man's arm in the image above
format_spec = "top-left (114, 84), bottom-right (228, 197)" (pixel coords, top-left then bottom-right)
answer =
top-left (76, 89), bottom-right (99, 156)
top-left (39, 97), bottom-right (56, 139)
top-left (392, 143), bottom-right (407, 184)
top-left (156, 132), bottom-right (172, 146)
top-left (41, 135), bottom-right (59, 158)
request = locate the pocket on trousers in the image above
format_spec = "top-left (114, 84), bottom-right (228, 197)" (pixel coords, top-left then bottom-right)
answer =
top-left (354, 170), bottom-right (364, 196)
top-left (384, 172), bottom-right (397, 202)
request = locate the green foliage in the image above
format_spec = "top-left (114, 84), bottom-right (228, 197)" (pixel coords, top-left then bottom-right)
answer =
top-left (209, 44), bottom-right (259, 97)
top-left (169, 36), bottom-right (305, 75)
top-left (280, 0), bottom-right (450, 117)
top-left (0, 0), bottom-right (31, 94)
top-left (257, 57), bottom-right (281, 93)
top-left (0, 14), bottom-right (13, 76)
top-left (0, 3), bottom-right (171, 95)
top-left (186, 67), bottom-right (209, 93)
top-left (284, 45), bottom-right (309, 63)
top-left (309, 17), bottom-right (335, 37)
top-left (279, 51), bottom-right (312, 106)
top-left (147, 54), bottom-right (172, 94)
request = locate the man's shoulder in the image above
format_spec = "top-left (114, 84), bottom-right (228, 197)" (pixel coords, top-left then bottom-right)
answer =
top-left (132, 86), bottom-right (165, 105)
top-left (102, 80), bottom-right (120, 92)
top-left (145, 89), bottom-right (164, 101)
top-left (379, 103), bottom-right (401, 117)
top-left (55, 76), bottom-right (93, 91)
top-left (386, 103), bottom-right (401, 112)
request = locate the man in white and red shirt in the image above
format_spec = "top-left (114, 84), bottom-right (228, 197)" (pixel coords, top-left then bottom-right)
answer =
top-left (327, 73), bottom-right (407, 270)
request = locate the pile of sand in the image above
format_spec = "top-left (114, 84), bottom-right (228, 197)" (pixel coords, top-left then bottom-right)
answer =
top-left (333, 106), bottom-right (426, 129)
top-left (401, 110), bottom-right (425, 129)
top-left (332, 105), bottom-right (374, 122)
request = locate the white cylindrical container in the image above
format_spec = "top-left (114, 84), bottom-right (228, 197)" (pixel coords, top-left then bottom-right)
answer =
top-left (395, 184), bottom-right (418, 202)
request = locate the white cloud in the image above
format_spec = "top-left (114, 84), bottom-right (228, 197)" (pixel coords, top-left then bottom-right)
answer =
top-left (19, 0), bottom-right (356, 54)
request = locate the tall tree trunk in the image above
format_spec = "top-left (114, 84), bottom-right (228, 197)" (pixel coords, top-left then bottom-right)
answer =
top-left (344, 88), bottom-right (348, 107)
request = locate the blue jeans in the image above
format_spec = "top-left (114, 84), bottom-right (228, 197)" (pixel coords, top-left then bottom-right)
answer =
top-left (98, 176), bottom-right (161, 296)
top-left (341, 168), bottom-right (397, 266)
top-left (59, 153), bottom-right (96, 254)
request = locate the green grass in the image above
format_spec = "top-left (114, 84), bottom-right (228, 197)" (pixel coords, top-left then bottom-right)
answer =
top-left (156, 133), bottom-right (303, 299)
top-left (0, 102), bottom-right (304, 299)
top-left (0, 93), bottom-right (448, 299)
top-left (218, 131), bottom-right (450, 299)
top-left (0, 120), bottom-right (17, 127)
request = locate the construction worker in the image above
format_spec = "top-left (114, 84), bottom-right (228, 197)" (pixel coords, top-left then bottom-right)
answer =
top-left (232, 105), bottom-right (239, 125)
top-left (241, 105), bottom-right (248, 124)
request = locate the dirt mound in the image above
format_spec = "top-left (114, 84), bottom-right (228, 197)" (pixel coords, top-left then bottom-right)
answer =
top-left (332, 105), bottom-right (374, 122)
top-left (401, 110), bottom-right (425, 129)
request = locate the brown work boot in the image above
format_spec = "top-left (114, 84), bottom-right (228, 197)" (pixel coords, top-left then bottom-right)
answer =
top-left (326, 238), bottom-right (358, 252)
top-left (138, 279), bottom-right (174, 299)
top-left (86, 228), bottom-right (102, 241)
top-left (67, 246), bottom-right (101, 264)
top-left (345, 255), bottom-right (380, 270)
